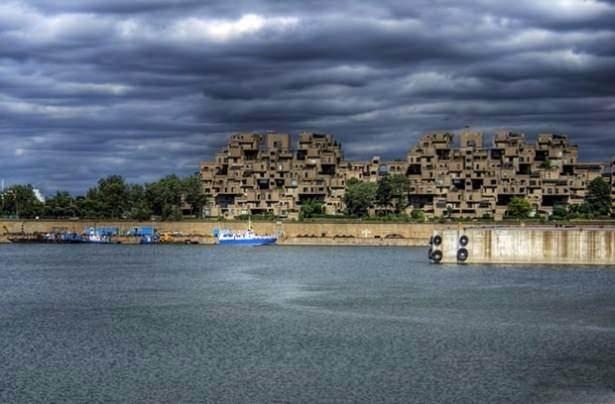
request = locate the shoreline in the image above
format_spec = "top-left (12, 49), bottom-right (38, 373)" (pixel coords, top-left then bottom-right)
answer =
top-left (1, 219), bottom-right (437, 246)
top-left (3, 219), bottom-right (615, 247)
top-left (0, 235), bottom-right (427, 247)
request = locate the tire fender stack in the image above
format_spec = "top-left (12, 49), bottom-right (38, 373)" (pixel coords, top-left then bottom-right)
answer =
top-left (428, 234), bottom-right (443, 263)
top-left (457, 234), bottom-right (469, 263)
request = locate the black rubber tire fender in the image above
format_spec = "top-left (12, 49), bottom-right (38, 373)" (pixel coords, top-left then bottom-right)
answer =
top-left (431, 250), bottom-right (443, 263)
top-left (457, 248), bottom-right (469, 262)
top-left (459, 235), bottom-right (469, 247)
top-left (432, 235), bottom-right (442, 246)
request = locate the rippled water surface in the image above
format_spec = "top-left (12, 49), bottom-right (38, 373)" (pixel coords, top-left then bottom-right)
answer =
top-left (1, 244), bottom-right (615, 403)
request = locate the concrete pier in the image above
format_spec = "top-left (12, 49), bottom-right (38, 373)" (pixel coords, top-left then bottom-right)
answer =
top-left (431, 226), bottom-right (615, 265)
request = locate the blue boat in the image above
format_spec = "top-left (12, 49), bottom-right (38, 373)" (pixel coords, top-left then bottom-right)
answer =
top-left (83, 227), bottom-right (113, 244)
top-left (42, 232), bottom-right (85, 243)
top-left (215, 219), bottom-right (277, 246)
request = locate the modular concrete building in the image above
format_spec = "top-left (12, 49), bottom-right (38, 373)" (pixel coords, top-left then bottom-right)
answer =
top-left (200, 131), bottom-right (612, 219)
top-left (406, 131), bottom-right (605, 219)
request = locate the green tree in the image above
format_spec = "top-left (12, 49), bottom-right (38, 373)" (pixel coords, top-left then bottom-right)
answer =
top-left (299, 199), bottom-right (324, 219)
top-left (569, 202), bottom-right (592, 219)
top-left (84, 175), bottom-right (129, 219)
top-left (376, 174), bottom-right (409, 214)
top-left (126, 184), bottom-right (152, 221)
top-left (182, 173), bottom-right (207, 218)
top-left (585, 177), bottom-right (611, 217)
top-left (344, 178), bottom-right (377, 217)
top-left (166, 205), bottom-right (183, 221)
top-left (506, 197), bottom-right (532, 219)
top-left (145, 175), bottom-right (184, 220)
top-left (76, 194), bottom-right (102, 219)
top-left (1, 185), bottom-right (44, 219)
top-left (551, 205), bottom-right (568, 220)
top-left (411, 208), bottom-right (425, 222)
top-left (44, 191), bottom-right (79, 218)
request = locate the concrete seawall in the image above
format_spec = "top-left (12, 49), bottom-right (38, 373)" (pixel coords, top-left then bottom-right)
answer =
top-left (4, 220), bottom-right (615, 265)
top-left (0, 220), bottom-right (436, 246)
top-left (432, 227), bottom-right (615, 265)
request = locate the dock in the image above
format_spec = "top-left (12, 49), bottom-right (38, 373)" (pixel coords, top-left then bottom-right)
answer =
top-left (430, 226), bottom-right (615, 265)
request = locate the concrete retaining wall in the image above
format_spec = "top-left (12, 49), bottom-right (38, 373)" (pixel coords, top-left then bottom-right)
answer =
top-left (0, 220), bottom-right (436, 246)
top-left (279, 237), bottom-right (424, 247)
top-left (433, 227), bottom-right (615, 265)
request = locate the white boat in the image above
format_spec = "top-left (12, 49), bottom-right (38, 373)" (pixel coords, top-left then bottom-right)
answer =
top-left (84, 228), bottom-right (112, 244)
top-left (215, 218), bottom-right (277, 246)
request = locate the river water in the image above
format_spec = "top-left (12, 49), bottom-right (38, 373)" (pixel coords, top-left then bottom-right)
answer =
top-left (1, 244), bottom-right (614, 403)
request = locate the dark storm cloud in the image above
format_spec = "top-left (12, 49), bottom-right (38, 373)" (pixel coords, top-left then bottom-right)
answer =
top-left (1, 0), bottom-right (614, 193)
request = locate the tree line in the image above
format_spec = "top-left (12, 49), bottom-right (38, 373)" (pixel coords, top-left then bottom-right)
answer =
top-left (302, 174), bottom-right (419, 219)
top-left (506, 177), bottom-right (613, 220)
top-left (2, 173), bottom-right (612, 221)
top-left (0, 174), bottom-right (206, 221)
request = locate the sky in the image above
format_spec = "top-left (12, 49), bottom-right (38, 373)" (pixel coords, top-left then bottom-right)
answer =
top-left (1, 0), bottom-right (614, 194)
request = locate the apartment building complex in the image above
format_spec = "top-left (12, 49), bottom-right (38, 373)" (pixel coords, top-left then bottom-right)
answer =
top-left (201, 133), bottom-right (340, 218)
top-left (200, 131), bottom-right (611, 219)
top-left (405, 132), bottom-right (606, 219)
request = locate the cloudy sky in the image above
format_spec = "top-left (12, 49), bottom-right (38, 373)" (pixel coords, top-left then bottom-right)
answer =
top-left (1, 0), bottom-right (614, 193)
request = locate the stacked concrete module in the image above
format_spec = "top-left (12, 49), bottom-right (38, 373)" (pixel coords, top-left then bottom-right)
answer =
top-left (406, 131), bottom-right (604, 220)
top-left (200, 131), bottom-right (608, 219)
top-left (200, 132), bottom-right (346, 218)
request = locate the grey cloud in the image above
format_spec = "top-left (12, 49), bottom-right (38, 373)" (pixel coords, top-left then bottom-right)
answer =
top-left (0, 0), bottom-right (614, 194)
